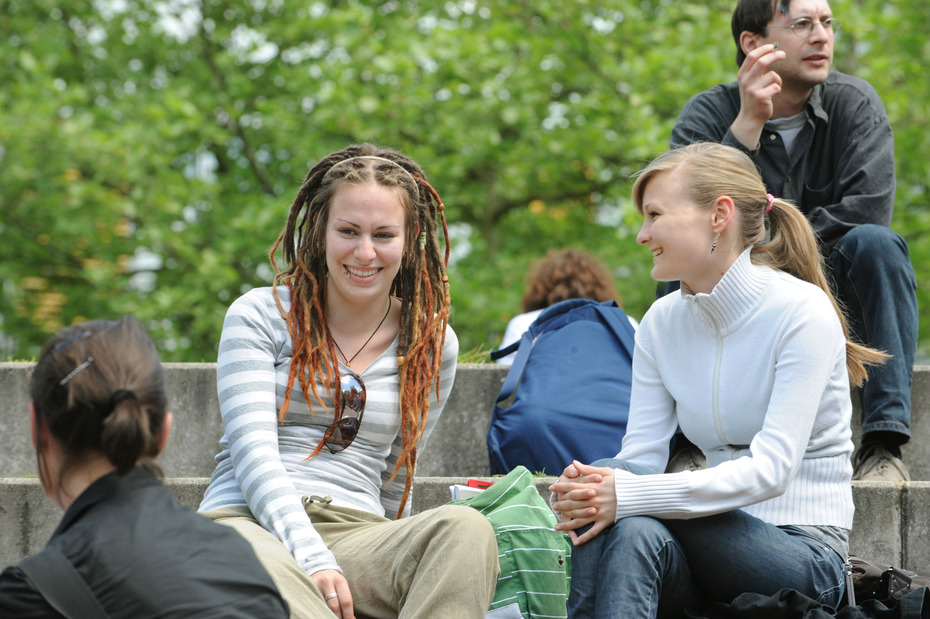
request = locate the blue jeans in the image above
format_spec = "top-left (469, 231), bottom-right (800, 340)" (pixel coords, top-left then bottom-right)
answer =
top-left (825, 225), bottom-right (917, 442)
top-left (567, 459), bottom-right (846, 619)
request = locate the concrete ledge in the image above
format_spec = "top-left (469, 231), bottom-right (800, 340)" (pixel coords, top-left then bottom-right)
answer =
top-left (2, 478), bottom-right (929, 571)
top-left (2, 363), bottom-right (929, 480)
top-left (0, 362), bottom-right (225, 479)
top-left (4, 363), bottom-right (929, 572)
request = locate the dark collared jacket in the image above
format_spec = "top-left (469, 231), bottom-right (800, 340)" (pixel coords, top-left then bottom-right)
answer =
top-left (0, 466), bottom-right (288, 618)
top-left (671, 71), bottom-right (896, 246)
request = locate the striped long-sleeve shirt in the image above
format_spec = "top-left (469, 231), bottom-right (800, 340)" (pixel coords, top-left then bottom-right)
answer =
top-left (198, 286), bottom-right (458, 576)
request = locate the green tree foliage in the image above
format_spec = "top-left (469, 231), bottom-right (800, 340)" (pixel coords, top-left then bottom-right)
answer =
top-left (1, 0), bottom-right (927, 361)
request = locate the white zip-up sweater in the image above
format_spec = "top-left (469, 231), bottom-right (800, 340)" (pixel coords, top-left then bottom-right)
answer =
top-left (198, 287), bottom-right (458, 576)
top-left (615, 249), bottom-right (854, 529)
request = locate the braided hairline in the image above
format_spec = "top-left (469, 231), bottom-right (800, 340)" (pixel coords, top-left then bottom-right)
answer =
top-left (269, 145), bottom-right (451, 518)
top-left (324, 155), bottom-right (418, 186)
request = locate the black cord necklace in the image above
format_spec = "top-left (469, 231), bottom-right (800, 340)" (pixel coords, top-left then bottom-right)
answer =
top-left (332, 296), bottom-right (392, 367)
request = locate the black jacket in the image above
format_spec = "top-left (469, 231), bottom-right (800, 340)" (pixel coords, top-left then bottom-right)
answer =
top-left (0, 467), bottom-right (288, 618)
top-left (686, 587), bottom-right (930, 619)
top-left (671, 71), bottom-right (896, 246)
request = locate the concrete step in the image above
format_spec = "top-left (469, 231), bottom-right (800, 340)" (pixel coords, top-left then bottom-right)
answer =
top-left (4, 363), bottom-right (929, 572)
top-left (2, 477), bottom-right (928, 571)
top-left (2, 363), bottom-right (929, 480)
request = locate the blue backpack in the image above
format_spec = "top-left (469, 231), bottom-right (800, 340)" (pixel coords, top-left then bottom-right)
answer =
top-left (488, 299), bottom-right (635, 476)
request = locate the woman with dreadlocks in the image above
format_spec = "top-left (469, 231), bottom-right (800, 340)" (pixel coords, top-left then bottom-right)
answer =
top-left (198, 144), bottom-right (498, 619)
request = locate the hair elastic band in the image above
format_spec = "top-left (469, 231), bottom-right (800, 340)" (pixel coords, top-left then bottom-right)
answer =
top-left (59, 357), bottom-right (94, 386)
top-left (765, 193), bottom-right (775, 214)
top-left (110, 389), bottom-right (138, 408)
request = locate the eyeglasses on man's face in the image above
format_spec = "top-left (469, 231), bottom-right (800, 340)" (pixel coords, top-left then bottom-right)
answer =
top-left (769, 17), bottom-right (841, 38)
top-left (312, 372), bottom-right (366, 455)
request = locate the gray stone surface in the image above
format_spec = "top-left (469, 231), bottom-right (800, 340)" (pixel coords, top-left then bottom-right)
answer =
top-left (416, 364), bottom-right (507, 476)
top-left (850, 481), bottom-right (903, 566)
top-left (4, 362), bottom-right (928, 479)
top-left (3, 477), bottom-right (928, 571)
top-left (0, 364), bottom-right (32, 478)
top-left (850, 369), bottom-right (929, 478)
top-left (157, 363), bottom-right (225, 477)
top-left (0, 362), bottom-right (511, 479)
top-left (0, 362), bottom-right (228, 479)
top-left (903, 482), bottom-right (930, 569)
top-left (0, 478), bottom-right (63, 569)
top-left (3, 362), bottom-right (929, 573)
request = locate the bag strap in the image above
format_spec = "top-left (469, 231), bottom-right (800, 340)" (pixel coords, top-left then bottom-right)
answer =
top-left (489, 299), bottom-right (592, 362)
top-left (592, 302), bottom-right (636, 360)
top-left (494, 328), bottom-right (537, 404)
top-left (489, 340), bottom-right (519, 362)
top-left (19, 546), bottom-right (110, 619)
top-left (844, 558), bottom-right (857, 607)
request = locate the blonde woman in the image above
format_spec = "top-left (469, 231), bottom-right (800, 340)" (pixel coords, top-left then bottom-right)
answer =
top-left (551, 143), bottom-right (886, 618)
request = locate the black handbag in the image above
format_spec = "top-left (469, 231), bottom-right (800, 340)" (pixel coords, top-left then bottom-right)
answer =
top-left (848, 555), bottom-right (930, 606)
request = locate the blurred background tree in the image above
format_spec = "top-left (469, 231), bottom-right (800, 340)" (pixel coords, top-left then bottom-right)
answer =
top-left (1, 0), bottom-right (927, 362)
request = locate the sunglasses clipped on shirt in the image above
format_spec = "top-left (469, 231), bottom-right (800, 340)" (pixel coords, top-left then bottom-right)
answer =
top-left (311, 371), bottom-right (367, 456)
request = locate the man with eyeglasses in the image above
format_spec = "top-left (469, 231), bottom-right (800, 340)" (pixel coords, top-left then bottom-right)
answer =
top-left (669, 0), bottom-right (918, 482)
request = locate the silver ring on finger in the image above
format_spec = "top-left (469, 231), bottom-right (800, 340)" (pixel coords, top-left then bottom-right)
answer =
top-left (325, 592), bottom-right (339, 601)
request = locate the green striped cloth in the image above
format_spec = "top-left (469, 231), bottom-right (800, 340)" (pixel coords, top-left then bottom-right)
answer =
top-left (452, 466), bottom-right (572, 619)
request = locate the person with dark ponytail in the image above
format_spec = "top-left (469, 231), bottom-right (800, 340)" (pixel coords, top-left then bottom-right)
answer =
top-left (197, 143), bottom-right (498, 618)
top-left (0, 316), bottom-right (288, 618)
top-left (549, 143), bottom-right (888, 617)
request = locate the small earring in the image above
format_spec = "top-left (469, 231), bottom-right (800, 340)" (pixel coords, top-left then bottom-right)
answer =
top-left (711, 233), bottom-right (720, 255)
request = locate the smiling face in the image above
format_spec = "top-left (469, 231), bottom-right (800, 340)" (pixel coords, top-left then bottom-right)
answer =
top-left (324, 182), bottom-right (407, 308)
top-left (764, 0), bottom-right (835, 90)
top-left (636, 168), bottom-right (719, 292)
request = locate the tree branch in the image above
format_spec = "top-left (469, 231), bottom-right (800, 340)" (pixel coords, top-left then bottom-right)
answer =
top-left (197, 1), bottom-right (278, 196)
